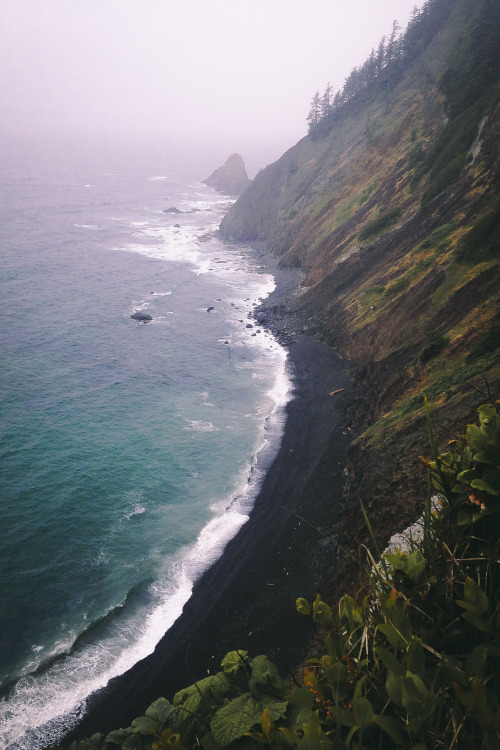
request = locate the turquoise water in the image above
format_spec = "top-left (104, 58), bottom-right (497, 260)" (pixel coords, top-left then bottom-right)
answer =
top-left (0, 140), bottom-right (290, 748)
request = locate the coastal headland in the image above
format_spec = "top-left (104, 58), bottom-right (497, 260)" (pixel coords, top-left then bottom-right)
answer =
top-left (66, 248), bottom-right (352, 742)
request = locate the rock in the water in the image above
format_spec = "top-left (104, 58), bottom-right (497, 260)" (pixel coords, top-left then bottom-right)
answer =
top-left (131, 311), bottom-right (153, 321)
top-left (163, 206), bottom-right (182, 214)
top-left (207, 306), bottom-right (215, 312)
top-left (202, 154), bottom-right (251, 196)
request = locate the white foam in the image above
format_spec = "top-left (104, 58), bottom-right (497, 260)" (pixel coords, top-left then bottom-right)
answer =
top-left (185, 420), bottom-right (219, 432)
top-left (0, 324), bottom-right (292, 749)
top-left (0, 503), bottom-right (248, 749)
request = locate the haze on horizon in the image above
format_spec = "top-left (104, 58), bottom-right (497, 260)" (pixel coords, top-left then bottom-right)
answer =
top-left (1, 0), bottom-right (424, 175)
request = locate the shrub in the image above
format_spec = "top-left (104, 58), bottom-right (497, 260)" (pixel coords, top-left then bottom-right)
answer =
top-left (467, 321), bottom-right (500, 363)
top-left (418, 331), bottom-right (448, 363)
top-left (55, 402), bottom-right (500, 749)
top-left (358, 207), bottom-right (403, 242)
top-left (454, 206), bottom-right (500, 264)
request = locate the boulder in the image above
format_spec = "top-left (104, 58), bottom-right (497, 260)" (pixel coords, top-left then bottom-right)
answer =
top-left (163, 207), bottom-right (182, 214)
top-left (131, 311), bottom-right (153, 321)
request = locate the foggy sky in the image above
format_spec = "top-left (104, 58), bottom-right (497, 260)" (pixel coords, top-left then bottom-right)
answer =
top-left (1, 0), bottom-right (423, 173)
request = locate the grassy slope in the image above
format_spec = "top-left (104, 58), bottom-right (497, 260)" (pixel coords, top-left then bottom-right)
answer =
top-left (221, 0), bottom-right (500, 550)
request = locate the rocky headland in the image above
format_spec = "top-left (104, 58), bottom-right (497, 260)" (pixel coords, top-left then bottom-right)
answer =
top-left (202, 153), bottom-right (251, 196)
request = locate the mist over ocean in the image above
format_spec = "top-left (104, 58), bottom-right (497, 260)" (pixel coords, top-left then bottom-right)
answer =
top-left (0, 139), bottom-right (290, 749)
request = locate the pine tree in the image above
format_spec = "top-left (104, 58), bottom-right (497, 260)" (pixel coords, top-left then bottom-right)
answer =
top-left (320, 83), bottom-right (333, 119)
top-left (307, 91), bottom-right (321, 132)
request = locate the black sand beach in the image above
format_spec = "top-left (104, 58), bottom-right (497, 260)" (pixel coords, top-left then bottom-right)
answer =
top-left (66, 252), bottom-right (352, 743)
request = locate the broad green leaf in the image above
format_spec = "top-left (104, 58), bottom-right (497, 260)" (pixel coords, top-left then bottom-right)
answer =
top-left (221, 650), bottom-right (248, 675)
top-left (123, 733), bottom-right (153, 750)
top-left (471, 478), bottom-right (499, 496)
top-left (383, 553), bottom-right (409, 573)
top-left (259, 696), bottom-right (288, 722)
top-left (454, 683), bottom-right (477, 710)
top-left (466, 644), bottom-right (489, 680)
top-left (407, 639), bottom-right (425, 677)
top-left (467, 425), bottom-right (485, 451)
top-left (249, 654), bottom-right (286, 698)
top-left (210, 693), bottom-right (264, 747)
top-left (378, 620), bottom-right (411, 649)
top-left (352, 696), bottom-right (374, 728)
top-left (105, 728), bottom-right (134, 744)
top-left (473, 452), bottom-right (500, 466)
top-left (342, 595), bottom-right (363, 628)
top-left (288, 685), bottom-right (315, 726)
top-left (440, 656), bottom-right (467, 686)
top-left (402, 672), bottom-right (428, 718)
top-left (458, 577), bottom-right (489, 615)
top-left (478, 404), bottom-right (498, 420)
top-left (336, 706), bottom-right (355, 727)
top-left (461, 611), bottom-right (494, 632)
top-left (375, 646), bottom-right (403, 676)
top-left (405, 671), bottom-right (428, 701)
top-left (386, 670), bottom-right (404, 706)
top-left (406, 550), bottom-right (427, 581)
top-left (296, 598), bottom-right (311, 616)
top-left (146, 697), bottom-right (176, 726)
top-left (131, 716), bottom-right (158, 736)
top-left (174, 672), bottom-right (230, 724)
top-left (372, 714), bottom-right (407, 745)
top-left (301, 711), bottom-right (335, 747)
top-left (312, 594), bottom-right (333, 625)
top-left (279, 726), bottom-right (300, 745)
top-left (77, 735), bottom-right (106, 750)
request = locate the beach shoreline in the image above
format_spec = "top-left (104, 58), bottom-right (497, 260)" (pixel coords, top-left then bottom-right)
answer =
top-left (65, 248), bottom-right (352, 743)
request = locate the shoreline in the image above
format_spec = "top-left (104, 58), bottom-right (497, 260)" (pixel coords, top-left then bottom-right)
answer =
top-left (65, 249), bottom-right (352, 743)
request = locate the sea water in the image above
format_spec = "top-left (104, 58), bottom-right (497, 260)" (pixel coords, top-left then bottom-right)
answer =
top-left (0, 138), bottom-right (290, 748)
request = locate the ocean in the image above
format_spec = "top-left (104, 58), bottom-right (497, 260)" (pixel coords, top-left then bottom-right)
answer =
top-left (0, 139), bottom-right (290, 748)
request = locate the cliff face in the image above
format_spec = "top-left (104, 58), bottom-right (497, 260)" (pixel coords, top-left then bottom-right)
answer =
top-left (203, 153), bottom-right (251, 195)
top-left (221, 0), bottom-right (500, 541)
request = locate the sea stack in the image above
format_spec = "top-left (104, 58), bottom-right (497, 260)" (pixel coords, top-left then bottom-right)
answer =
top-left (203, 153), bottom-right (251, 195)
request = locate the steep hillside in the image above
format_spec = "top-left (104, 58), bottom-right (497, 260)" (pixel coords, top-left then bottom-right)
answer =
top-left (221, 0), bottom-right (500, 540)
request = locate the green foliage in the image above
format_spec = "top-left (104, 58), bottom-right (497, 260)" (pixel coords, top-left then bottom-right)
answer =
top-left (439, 0), bottom-right (500, 120)
top-left (382, 275), bottom-right (410, 300)
top-left (56, 401), bottom-right (500, 750)
top-left (418, 330), bottom-right (448, 363)
top-left (420, 101), bottom-right (486, 206)
top-left (358, 207), bottom-right (403, 242)
top-left (454, 205), bottom-right (500, 264)
top-left (466, 321), bottom-right (500, 363)
top-left (417, 222), bottom-right (458, 251)
top-left (424, 401), bottom-right (500, 523)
